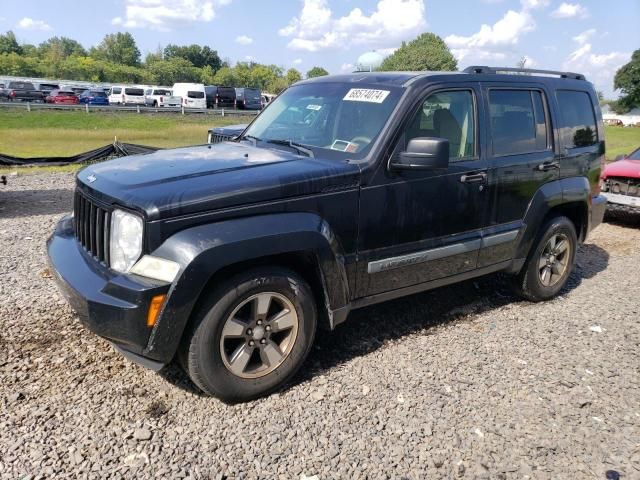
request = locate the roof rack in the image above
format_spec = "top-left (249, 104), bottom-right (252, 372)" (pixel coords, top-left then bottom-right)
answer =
top-left (463, 66), bottom-right (586, 81)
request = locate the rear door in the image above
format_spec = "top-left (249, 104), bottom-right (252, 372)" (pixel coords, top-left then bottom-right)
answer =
top-left (478, 83), bottom-right (558, 267)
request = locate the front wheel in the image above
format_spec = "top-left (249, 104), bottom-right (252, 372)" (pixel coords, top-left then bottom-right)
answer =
top-left (512, 215), bottom-right (577, 302)
top-left (181, 267), bottom-right (317, 402)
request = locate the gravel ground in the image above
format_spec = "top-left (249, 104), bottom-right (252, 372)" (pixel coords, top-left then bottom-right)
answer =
top-left (1, 172), bottom-right (639, 480)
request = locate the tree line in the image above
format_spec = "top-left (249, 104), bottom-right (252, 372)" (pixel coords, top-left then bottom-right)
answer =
top-left (0, 31), bottom-right (330, 93)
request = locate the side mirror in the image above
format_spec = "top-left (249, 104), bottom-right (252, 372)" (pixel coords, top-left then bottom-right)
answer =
top-left (391, 137), bottom-right (450, 171)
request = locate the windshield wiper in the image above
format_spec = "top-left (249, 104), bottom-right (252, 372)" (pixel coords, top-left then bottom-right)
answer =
top-left (240, 134), bottom-right (261, 146)
top-left (265, 139), bottom-right (314, 158)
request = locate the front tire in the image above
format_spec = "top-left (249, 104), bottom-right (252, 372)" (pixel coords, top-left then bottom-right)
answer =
top-left (181, 267), bottom-right (317, 403)
top-left (513, 215), bottom-right (577, 302)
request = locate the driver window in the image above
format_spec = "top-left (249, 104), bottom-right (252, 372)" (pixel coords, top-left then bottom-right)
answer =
top-left (403, 90), bottom-right (476, 160)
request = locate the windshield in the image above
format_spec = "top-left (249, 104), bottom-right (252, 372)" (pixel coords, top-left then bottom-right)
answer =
top-left (188, 91), bottom-right (205, 99)
top-left (243, 82), bottom-right (402, 157)
top-left (629, 148), bottom-right (640, 160)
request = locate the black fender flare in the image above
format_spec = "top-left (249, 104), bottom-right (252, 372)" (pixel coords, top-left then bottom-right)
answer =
top-left (144, 212), bottom-right (349, 362)
top-left (514, 176), bottom-right (590, 262)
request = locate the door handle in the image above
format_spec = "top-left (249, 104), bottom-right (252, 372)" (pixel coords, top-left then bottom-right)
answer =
top-left (460, 172), bottom-right (487, 183)
top-left (536, 161), bottom-right (560, 172)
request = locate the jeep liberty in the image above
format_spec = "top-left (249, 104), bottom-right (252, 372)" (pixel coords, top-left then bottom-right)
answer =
top-left (48, 67), bottom-right (607, 402)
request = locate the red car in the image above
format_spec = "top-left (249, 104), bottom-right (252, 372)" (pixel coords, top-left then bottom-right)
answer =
top-left (45, 89), bottom-right (79, 105)
top-left (601, 146), bottom-right (640, 216)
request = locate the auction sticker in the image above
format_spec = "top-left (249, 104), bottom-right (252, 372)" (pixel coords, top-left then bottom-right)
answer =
top-left (343, 88), bottom-right (390, 103)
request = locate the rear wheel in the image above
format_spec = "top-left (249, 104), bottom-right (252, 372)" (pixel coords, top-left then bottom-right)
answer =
top-left (513, 215), bottom-right (577, 302)
top-left (180, 267), bottom-right (317, 402)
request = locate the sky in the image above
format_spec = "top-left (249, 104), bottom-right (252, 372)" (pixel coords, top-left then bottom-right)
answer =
top-left (2, 0), bottom-right (638, 97)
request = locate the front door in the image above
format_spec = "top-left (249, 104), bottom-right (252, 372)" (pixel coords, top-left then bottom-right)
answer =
top-left (357, 84), bottom-right (492, 297)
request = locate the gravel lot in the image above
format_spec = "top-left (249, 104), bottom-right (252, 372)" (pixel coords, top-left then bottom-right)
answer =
top-left (1, 172), bottom-right (639, 479)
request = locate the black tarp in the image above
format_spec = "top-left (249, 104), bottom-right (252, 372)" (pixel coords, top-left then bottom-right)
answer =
top-left (0, 141), bottom-right (160, 166)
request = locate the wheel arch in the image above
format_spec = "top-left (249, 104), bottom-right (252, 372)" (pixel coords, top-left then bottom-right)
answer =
top-left (143, 213), bottom-right (350, 363)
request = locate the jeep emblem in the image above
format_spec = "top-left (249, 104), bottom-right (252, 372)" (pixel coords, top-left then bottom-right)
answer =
top-left (87, 174), bottom-right (96, 183)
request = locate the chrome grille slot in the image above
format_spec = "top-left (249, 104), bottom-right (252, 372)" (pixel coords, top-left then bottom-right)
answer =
top-left (211, 133), bottom-right (233, 144)
top-left (73, 190), bottom-right (110, 264)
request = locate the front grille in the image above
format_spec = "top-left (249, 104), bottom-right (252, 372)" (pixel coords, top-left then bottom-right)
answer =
top-left (74, 190), bottom-right (111, 264)
top-left (603, 177), bottom-right (640, 198)
top-left (210, 133), bottom-right (233, 144)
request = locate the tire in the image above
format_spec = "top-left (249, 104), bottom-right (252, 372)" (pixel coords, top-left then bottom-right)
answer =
top-left (513, 215), bottom-right (577, 302)
top-left (180, 267), bottom-right (317, 403)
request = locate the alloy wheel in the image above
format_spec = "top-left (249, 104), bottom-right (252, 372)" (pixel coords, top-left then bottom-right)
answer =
top-left (219, 292), bottom-right (299, 379)
top-left (538, 233), bottom-right (571, 287)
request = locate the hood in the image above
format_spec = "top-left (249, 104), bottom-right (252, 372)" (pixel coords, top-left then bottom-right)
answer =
top-left (601, 158), bottom-right (640, 179)
top-left (77, 142), bottom-right (360, 221)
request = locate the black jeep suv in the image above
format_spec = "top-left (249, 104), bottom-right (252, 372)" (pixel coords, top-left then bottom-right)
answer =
top-left (48, 67), bottom-right (606, 402)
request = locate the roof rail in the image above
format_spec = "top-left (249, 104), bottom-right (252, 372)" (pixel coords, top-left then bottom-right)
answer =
top-left (463, 66), bottom-right (586, 81)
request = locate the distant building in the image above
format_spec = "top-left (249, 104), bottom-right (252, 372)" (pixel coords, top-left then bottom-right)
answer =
top-left (354, 51), bottom-right (386, 72)
top-left (602, 104), bottom-right (640, 126)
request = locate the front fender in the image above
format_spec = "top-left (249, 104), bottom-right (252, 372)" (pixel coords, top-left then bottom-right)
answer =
top-left (143, 212), bottom-right (349, 362)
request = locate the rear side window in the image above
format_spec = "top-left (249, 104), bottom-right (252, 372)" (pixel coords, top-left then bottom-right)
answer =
top-left (154, 89), bottom-right (171, 96)
top-left (489, 90), bottom-right (549, 156)
top-left (112, 87), bottom-right (122, 94)
top-left (557, 90), bottom-right (598, 148)
top-left (125, 88), bottom-right (144, 96)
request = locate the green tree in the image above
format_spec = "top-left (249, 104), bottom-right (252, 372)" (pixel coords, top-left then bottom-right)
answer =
top-left (0, 31), bottom-right (22, 55)
top-left (266, 77), bottom-right (289, 94)
top-left (212, 66), bottom-right (237, 86)
top-left (613, 49), bottom-right (640, 113)
top-left (39, 36), bottom-right (86, 58)
top-left (306, 66), bottom-right (329, 78)
top-left (164, 44), bottom-right (221, 71)
top-left (286, 68), bottom-right (302, 85)
top-left (379, 33), bottom-right (457, 72)
top-left (91, 32), bottom-right (140, 66)
top-left (147, 57), bottom-right (200, 85)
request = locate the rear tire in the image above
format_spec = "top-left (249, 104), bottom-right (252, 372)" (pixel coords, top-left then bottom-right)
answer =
top-left (180, 267), bottom-right (317, 403)
top-left (512, 215), bottom-right (577, 302)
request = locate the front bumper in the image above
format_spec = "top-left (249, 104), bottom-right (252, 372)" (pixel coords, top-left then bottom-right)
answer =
top-left (47, 215), bottom-right (170, 367)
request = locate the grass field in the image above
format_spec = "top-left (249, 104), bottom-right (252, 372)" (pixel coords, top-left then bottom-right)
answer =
top-left (1, 110), bottom-right (638, 176)
top-left (604, 126), bottom-right (640, 159)
top-left (0, 110), bottom-right (253, 158)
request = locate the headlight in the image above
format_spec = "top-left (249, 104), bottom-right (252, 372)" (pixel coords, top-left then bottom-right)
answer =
top-left (110, 209), bottom-right (143, 273)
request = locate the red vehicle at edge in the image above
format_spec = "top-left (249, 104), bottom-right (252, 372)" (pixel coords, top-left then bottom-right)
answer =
top-left (601, 146), bottom-right (640, 217)
top-left (45, 89), bottom-right (79, 105)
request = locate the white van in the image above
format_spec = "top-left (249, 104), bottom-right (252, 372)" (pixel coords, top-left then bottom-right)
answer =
top-left (172, 83), bottom-right (206, 109)
top-left (108, 85), bottom-right (146, 105)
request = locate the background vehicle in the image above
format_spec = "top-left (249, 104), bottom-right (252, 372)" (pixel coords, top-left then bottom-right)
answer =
top-left (601, 146), bottom-right (640, 218)
top-left (46, 89), bottom-right (80, 105)
top-left (36, 82), bottom-right (60, 97)
top-left (172, 83), bottom-right (206, 109)
top-left (204, 85), bottom-right (218, 108)
top-left (235, 87), bottom-right (262, 110)
top-left (48, 67), bottom-right (606, 403)
top-left (207, 124), bottom-right (247, 144)
top-left (0, 83), bottom-right (7, 100)
top-left (215, 86), bottom-right (236, 108)
top-left (108, 86), bottom-right (145, 105)
top-left (144, 87), bottom-right (181, 107)
top-left (6, 81), bottom-right (45, 102)
top-left (78, 89), bottom-right (109, 105)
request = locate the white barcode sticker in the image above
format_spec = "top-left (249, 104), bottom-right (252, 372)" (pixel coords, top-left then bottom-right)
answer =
top-left (343, 88), bottom-right (390, 103)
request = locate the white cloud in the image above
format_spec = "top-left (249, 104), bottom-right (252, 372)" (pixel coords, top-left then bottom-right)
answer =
top-left (340, 63), bottom-right (354, 73)
top-left (551, 2), bottom-right (588, 19)
top-left (279, 0), bottom-right (426, 52)
top-left (16, 17), bottom-right (52, 31)
top-left (292, 58), bottom-right (303, 65)
top-left (235, 35), bottom-right (253, 45)
top-left (573, 28), bottom-right (596, 45)
top-left (521, 0), bottom-right (549, 9)
top-left (563, 43), bottom-right (629, 96)
top-left (112, 0), bottom-right (231, 30)
top-left (445, 9), bottom-right (535, 62)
